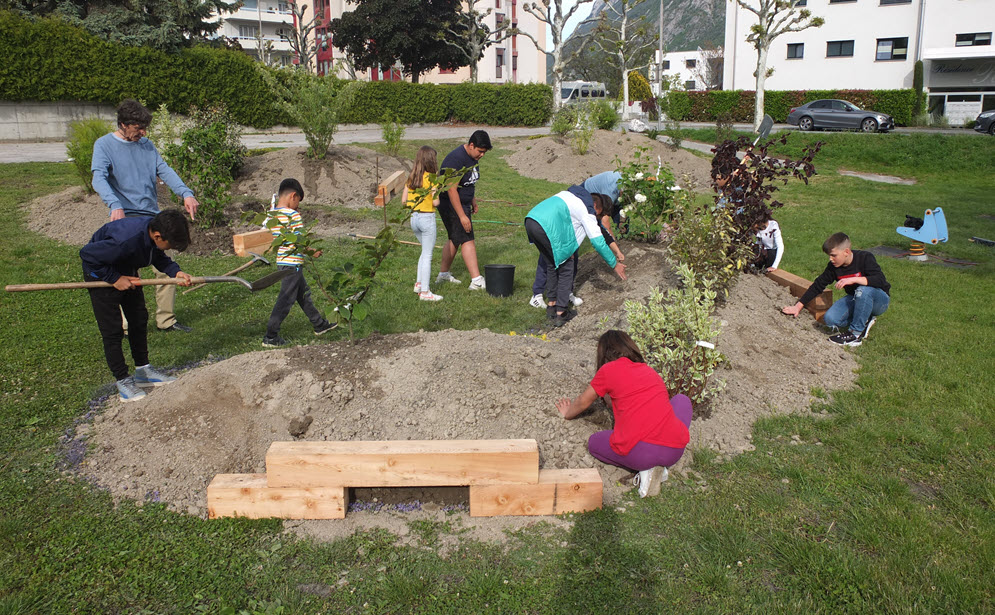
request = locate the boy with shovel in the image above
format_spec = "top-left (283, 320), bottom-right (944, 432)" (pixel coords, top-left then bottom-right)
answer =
top-left (80, 209), bottom-right (193, 402)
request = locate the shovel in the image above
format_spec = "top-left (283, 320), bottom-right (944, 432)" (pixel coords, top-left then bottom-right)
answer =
top-left (183, 251), bottom-right (271, 295)
top-left (5, 269), bottom-right (293, 293)
top-left (752, 114), bottom-right (774, 146)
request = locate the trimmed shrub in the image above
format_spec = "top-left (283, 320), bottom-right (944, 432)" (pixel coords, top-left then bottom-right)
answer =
top-left (587, 99), bottom-right (619, 130)
top-left (65, 117), bottom-right (114, 194)
top-left (0, 12), bottom-right (554, 128)
top-left (550, 105), bottom-right (577, 136)
top-left (627, 71), bottom-right (653, 103)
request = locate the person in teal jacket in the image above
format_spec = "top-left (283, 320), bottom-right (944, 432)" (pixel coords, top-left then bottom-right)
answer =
top-left (525, 185), bottom-right (627, 326)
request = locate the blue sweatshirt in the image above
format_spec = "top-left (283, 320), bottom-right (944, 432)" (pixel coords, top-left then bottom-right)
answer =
top-left (91, 133), bottom-right (194, 217)
top-left (80, 217), bottom-right (181, 284)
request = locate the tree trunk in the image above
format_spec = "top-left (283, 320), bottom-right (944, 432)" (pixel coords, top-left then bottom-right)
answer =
top-left (753, 44), bottom-right (769, 132)
top-left (622, 68), bottom-right (630, 119)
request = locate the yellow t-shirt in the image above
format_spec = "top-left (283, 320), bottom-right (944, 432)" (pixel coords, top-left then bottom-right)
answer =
top-left (405, 172), bottom-right (435, 213)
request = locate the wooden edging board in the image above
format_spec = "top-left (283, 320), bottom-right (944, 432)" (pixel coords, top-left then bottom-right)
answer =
top-left (266, 439), bottom-right (540, 488)
top-left (765, 268), bottom-right (833, 323)
top-left (469, 468), bottom-right (603, 517)
top-left (207, 473), bottom-right (348, 520)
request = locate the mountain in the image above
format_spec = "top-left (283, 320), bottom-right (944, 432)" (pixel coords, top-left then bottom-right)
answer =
top-left (557, 0), bottom-right (726, 90)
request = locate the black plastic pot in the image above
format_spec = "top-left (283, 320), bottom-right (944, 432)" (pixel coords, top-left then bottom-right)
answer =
top-left (484, 264), bottom-right (515, 298)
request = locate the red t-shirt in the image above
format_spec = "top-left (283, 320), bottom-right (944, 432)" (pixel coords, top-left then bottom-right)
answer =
top-left (589, 357), bottom-right (690, 455)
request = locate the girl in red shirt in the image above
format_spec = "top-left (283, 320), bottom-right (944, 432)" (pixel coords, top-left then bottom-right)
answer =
top-left (556, 330), bottom-right (692, 497)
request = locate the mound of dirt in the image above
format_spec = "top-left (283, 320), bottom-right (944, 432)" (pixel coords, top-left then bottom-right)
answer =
top-left (234, 146), bottom-right (412, 209)
top-left (504, 131), bottom-right (714, 190)
top-left (23, 145), bottom-right (405, 256)
top-left (68, 240), bottom-right (857, 543)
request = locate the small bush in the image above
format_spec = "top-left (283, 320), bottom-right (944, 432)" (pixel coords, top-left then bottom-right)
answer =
top-left (571, 108), bottom-right (595, 155)
top-left (715, 112), bottom-right (735, 145)
top-left (625, 263), bottom-right (725, 406)
top-left (65, 117), bottom-right (113, 194)
top-left (380, 113), bottom-right (405, 156)
top-left (588, 99), bottom-right (620, 130)
top-left (551, 106), bottom-right (577, 137)
top-left (261, 71), bottom-right (359, 159)
top-left (159, 104), bottom-right (247, 228)
top-left (616, 146), bottom-right (679, 237)
top-left (664, 121), bottom-right (685, 151)
top-left (663, 192), bottom-right (747, 293)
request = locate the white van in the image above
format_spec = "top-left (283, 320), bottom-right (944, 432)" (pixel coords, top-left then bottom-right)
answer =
top-left (561, 81), bottom-right (608, 104)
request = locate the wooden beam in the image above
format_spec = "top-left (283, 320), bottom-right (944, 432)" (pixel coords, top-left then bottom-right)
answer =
top-left (233, 230), bottom-right (273, 257)
top-left (469, 468), bottom-right (603, 517)
top-left (765, 269), bottom-right (833, 323)
top-left (266, 439), bottom-right (540, 488)
top-left (207, 473), bottom-right (348, 520)
top-left (374, 170), bottom-right (407, 207)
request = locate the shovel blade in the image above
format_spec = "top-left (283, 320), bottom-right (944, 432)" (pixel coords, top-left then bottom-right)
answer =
top-left (248, 268), bottom-right (294, 291)
top-left (753, 114), bottom-right (774, 145)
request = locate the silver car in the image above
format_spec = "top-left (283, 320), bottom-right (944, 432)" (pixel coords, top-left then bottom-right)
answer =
top-left (787, 99), bottom-right (895, 133)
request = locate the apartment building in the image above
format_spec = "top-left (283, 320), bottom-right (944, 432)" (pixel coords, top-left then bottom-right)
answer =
top-left (651, 48), bottom-right (724, 94)
top-left (216, 0), bottom-right (297, 67)
top-left (723, 0), bottom-right (995, 123)
top-left (219, 0), bottom-right (546, 85)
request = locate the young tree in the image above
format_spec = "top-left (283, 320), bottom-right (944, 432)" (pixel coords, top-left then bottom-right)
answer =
top-left (582, 0), bottom-right (655, 117)
top-left (284, 1), bottom-right (324, 74)
top-left (329, 0), bottom-right (467, 83)
top-left (518, 0), bottom-right (595, 109)
top-left (732, 0), bottom-right (823, 130)
top-left (440, 0), bottom-right (517, 83)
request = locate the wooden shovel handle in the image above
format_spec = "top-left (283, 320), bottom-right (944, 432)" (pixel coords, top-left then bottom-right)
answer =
top-left (5, 277), bottom-right (208, 292)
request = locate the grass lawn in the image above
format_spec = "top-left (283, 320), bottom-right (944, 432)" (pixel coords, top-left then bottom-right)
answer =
top-left (1, 133), bottom-right (993, 614)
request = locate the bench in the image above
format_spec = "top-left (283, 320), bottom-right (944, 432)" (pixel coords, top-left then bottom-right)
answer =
top-left (207, 439), bottom-right (603, 520)
top-left (765, 269), bottom-right (834, 323)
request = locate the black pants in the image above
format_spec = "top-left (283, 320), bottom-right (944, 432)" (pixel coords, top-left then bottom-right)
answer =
top-left (265, 265), bottom-right (327, 337)
top-left (525, 218), bottom-right (574, 313)
top-left (88, 285), bottom-right (149, 380)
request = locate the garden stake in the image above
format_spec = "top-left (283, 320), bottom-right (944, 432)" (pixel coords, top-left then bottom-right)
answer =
top-left (347, 233), bottom-right (437, 249)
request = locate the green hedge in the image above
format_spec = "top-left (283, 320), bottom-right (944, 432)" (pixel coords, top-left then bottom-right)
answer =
top-left (0, 11), bottom-right (554, 128)
top-left (338, 81), bottom-right (552, 127)
top-left (663, 88), bottom-right (917, 126)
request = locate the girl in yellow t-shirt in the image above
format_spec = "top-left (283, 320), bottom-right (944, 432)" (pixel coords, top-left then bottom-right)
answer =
top-left (403, 146), bottom-right (442, 301)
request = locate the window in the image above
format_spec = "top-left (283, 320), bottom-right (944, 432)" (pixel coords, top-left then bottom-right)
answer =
top-left (237, 25), bottom-right (259, 39)
top-left (876, 37), bottom-right (908, 60)
top-left (880, 0), bottom-right (911, 4)
top-left (684, 80), bottom-right (696, 90)
top-left (496, 49), bottom-right (504, 79)
top-left (794, 0), bottom-right (806, 5)
top-left (512, 54), bottom-right (518, 71)
top-left (829, 0), bottom-right (856, 3)
top-left (956, 32), bottom-right (992, 47)
top-left (276, 27), bottom-right (290, 41)
top-left (241, 0), bottom-right (257, 9)
top-left (685, 58), bottom-right (696, 68)
top-left (827, 40), bottom-right (854, 57)
top-left (496, 13), bottom-right (505, 28)
top-left (439, 68), bottom-right (454, 74)
top-left (787, 43), bottom-right (804, 59)
top-left (662, 60), bottom-right (670, 69)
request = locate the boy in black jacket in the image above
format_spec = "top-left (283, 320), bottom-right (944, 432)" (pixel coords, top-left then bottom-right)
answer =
top-left (782, 232), bottom-right (891, 347)
top-left (80, 210), bottom-right (193, 402)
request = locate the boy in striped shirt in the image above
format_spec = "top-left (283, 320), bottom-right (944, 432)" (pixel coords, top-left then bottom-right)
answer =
top-left (262, 179), bottom-right (336, 347)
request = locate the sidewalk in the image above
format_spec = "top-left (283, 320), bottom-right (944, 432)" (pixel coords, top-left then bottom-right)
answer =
top-left (0, 124), bottom-right (551, 164)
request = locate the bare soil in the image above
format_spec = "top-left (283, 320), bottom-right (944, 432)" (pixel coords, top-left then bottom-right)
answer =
top-left (30, 141), bottom-right (857, 546)
top-left (503, 130), bottom-right (715, 191)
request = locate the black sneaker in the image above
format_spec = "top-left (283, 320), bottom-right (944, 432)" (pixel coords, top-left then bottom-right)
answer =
top-left (262, 335), bottom-right (288, 347)
top-left (159, 322), bottom-right (192, 333)
top-left (552, 310), bottom-right (576, 327)
top-left (314, 322), bottom-right (338, 336)
top-left (829, 331), bottom-right (862, 347)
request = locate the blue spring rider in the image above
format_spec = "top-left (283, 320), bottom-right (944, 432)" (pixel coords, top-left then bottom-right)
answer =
top-left (896, 207), bottom-right (947, 261)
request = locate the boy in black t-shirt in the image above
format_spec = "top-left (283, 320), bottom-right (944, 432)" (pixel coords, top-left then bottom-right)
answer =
top-left (782, 232), bottom-right (891, 347)
top-left (436, 130), bottom-right (491, 291)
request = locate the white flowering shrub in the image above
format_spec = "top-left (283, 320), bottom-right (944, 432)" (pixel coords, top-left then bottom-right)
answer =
top-left (615, 146), bottom-right (679, 240)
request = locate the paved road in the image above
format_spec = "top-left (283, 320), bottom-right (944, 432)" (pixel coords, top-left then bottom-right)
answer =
top-left (0, 122), bottom-right (982, 164)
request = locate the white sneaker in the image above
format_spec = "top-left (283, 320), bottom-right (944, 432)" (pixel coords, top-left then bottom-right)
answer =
top-left (634, 466), bottom-right (667, 498)
top-left (529, 294), bottom-right (545, 309)
top-left (862, 317), bottom-right (877, 341)
top-left (569, 293), bottom-right (584, 307)
top-left (436, 272), bottom-right (462, 285)
top-left (468, 276), bottom-right (486, 291)
top-left (419, 291), bottom-right (443, 302)
top-left (413, 282), bottom-right (421, 293)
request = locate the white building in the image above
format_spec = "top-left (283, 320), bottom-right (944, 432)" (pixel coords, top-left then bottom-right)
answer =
top-left (218, 0), bottom-right (546, 85)
top-left (723, 0), bottom-right (995, 124)
top-left (216, 0), bottom-right (296, 67)
top-left (651, 47), bottom-right (724, 95)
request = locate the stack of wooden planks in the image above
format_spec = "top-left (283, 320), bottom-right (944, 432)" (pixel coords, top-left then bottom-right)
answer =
top-left (373, 170), bottom-right (407, 207)
top-left (208, 439), bottom-right (603, 520)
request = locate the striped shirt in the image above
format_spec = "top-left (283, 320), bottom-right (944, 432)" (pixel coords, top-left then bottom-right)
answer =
top-left (268, 207), bottom-right (304, 267)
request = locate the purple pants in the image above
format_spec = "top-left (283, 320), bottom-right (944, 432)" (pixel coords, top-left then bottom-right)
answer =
top-left (587, 394), bottom-right (692, 472)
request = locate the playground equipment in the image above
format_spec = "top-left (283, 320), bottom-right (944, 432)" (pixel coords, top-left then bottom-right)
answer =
top-left (897, 208), bottom-right (947, 262)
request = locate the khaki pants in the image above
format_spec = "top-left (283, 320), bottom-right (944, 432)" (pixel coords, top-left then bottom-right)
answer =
top-left (122, 250), bottom-right (178, 331)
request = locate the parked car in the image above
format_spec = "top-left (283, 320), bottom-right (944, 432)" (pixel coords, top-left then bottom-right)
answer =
top-left (787, 99), bottom-right (895, 133)
top-left (974, 109), bottom-right (995, 135)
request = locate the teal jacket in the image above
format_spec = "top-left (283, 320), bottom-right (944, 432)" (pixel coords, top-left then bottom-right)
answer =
top-left (526, 186), bottom-right (617, 269)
